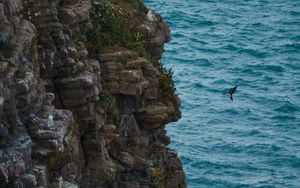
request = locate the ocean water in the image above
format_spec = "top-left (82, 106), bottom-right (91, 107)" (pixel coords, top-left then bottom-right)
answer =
top-left (144, 0), bottom-right (300, 187)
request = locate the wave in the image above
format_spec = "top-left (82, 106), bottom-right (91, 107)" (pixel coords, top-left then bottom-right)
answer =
top-left (248, 64), bottom-right (285, 73)
top-left (274, 101), bottom-right (299, 113)
top-left (271, 115), bottom-right (296, 121)
top-left (238, 48), bottom-right (270, 58)
top-left (280, 43), bottom-right (300, 52)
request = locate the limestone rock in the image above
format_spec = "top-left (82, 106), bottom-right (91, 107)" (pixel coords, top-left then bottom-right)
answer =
top-left (0, 0), bottom-right (185, 187)
top-left (135, 102), bottom-right (169, 130)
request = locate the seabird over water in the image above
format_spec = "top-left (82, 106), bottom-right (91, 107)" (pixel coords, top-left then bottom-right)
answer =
top-left (225, 86), bottom-right (238, 101)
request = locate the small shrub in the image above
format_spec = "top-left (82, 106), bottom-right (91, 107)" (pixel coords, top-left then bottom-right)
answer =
top-left (155, 60), bottom-right (176, 103)
top-left (47, 151), bottom-right (66, 169)
top-left (65, 121), bottom-right (80, 142)
top-left (98, 91), bottom-right (113, 109)
top-left (153, 167), bottom-right (162, 177)
top-left (20, 1), bottom-right (41, 22)
top-left (147, 166), bottom-right (165, 188)
top-left (116, 55), bottom-right (129, 64)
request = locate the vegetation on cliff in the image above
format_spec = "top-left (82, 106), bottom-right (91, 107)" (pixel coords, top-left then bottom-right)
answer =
top-left (87, 0), bottom-right (147, 57)
top-left (154, 60), bottom-right (177, 103)
top-left (88, 0), bottom-right (177, 104)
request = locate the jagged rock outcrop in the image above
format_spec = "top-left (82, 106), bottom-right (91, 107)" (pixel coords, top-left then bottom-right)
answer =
top-left (0, 0), bottom-right (186, 187)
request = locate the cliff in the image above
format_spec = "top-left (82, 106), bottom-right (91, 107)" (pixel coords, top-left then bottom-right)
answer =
top-left (0, 0), bottom-right (185, 187)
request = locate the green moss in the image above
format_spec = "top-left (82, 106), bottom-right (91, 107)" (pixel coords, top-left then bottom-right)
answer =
top-left (66, 121), bottom-right (80, 140)
top-left (30, 33), bottom-right (40, 55)
top-left (47, 151), bottom-right (66, 169)
top-left (0, 40), bottom-right (16, 60)
top-left (116, 55), bottom-right (129, 64)
top-left (98, 91), bottom-right (113, 109)
top-left (87, 0), bottom-right (147, 57)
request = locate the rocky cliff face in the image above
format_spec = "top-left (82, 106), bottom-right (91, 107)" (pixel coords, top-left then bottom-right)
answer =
top-left (0, 0), bottom-right (186, 187)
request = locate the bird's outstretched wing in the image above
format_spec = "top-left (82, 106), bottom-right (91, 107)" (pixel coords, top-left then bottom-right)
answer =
top-left (229, 86), bottom-right (238, 95)
top-left (224, 86), bottom-right (238, 101)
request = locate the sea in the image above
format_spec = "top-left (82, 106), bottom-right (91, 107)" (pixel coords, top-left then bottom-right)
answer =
top-left (144, 0), bottom-right (300, 187)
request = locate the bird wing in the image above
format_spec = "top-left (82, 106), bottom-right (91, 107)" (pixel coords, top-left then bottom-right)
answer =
top-left (229, 86), bottom-right (238, 94)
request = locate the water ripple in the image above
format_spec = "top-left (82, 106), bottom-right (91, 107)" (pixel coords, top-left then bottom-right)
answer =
top-left (145, 0), bottom-right (300, 187)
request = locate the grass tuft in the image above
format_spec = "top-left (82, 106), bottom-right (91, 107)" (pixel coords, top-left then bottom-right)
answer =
top-left (98, 91), bottom-right (113, 109)
top-left (154, 60), bottom-right (177, 103)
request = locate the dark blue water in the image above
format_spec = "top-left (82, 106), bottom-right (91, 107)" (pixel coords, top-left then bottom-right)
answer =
top-left (144, 0), bottom-right (300, 187)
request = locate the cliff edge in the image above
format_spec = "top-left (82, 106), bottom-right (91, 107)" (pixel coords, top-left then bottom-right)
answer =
top-left (0, 0), bottom-right (186, 187)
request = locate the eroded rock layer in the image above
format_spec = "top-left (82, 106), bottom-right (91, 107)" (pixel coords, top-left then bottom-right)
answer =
top-left (0, 0), bottom-right (186, 187)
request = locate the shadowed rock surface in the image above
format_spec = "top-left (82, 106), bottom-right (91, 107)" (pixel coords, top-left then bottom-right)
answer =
top-left (0, 0), bottom-right (185, 187)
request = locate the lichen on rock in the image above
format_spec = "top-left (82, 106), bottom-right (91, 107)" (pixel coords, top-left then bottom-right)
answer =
top-left (0, 0), bottom-right (186, 187)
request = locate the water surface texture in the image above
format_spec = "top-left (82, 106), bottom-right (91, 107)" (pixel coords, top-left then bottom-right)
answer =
top-left (144, 0), bottom-right (300, 187)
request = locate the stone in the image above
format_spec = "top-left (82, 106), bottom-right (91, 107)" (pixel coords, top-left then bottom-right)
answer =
top-left (0, 0), bottom-right (185, 187)
top-left (118, 152), bottom-right (135, 171)
top-left (65, 0), bottom-right (79, 6)
top-left (62, 162), bottom-right (79, 183)
top-left (63, 181), bottom-right (79, 188)
top-left (30, 129), bottom-right (59, 140)
top-left (104, 133), bottom-right (119, 144)
top-left (99, 51), bottom-right (138, 63)
top-left (0, 96), bottom-right (3, 119)
top-left (7, 0), bottom-right (23, 16)
top-left (0, 62), bottom-right (9, 76)
top-left (60, 71), bottom-right (94, 88)
top-left (0, 163), bottom-right (9, 185)
top-left (144, 88), bottom-right (158, 100)
top-left (102, 124), bottom-right (117, 133)
top-left (142, 65), bottom-right (158, 78)
top-left (0, 4), bottom-right (9, 24)
top-left (120, 70), bottom-right (141, 83)
top-left (119, 82), bottom-right (143, 96)
top-left (125, 58), bottom-right (148, 69)
top-left (21, 173), bottom-right (37, 188)
top-left (135, 102), bottom-right (170, 130)
top-left (15, 80), bottom-right (30, 94)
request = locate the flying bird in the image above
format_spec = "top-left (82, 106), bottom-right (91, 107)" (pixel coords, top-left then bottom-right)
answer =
top-left (224, 86), bottom-right (238, 101)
